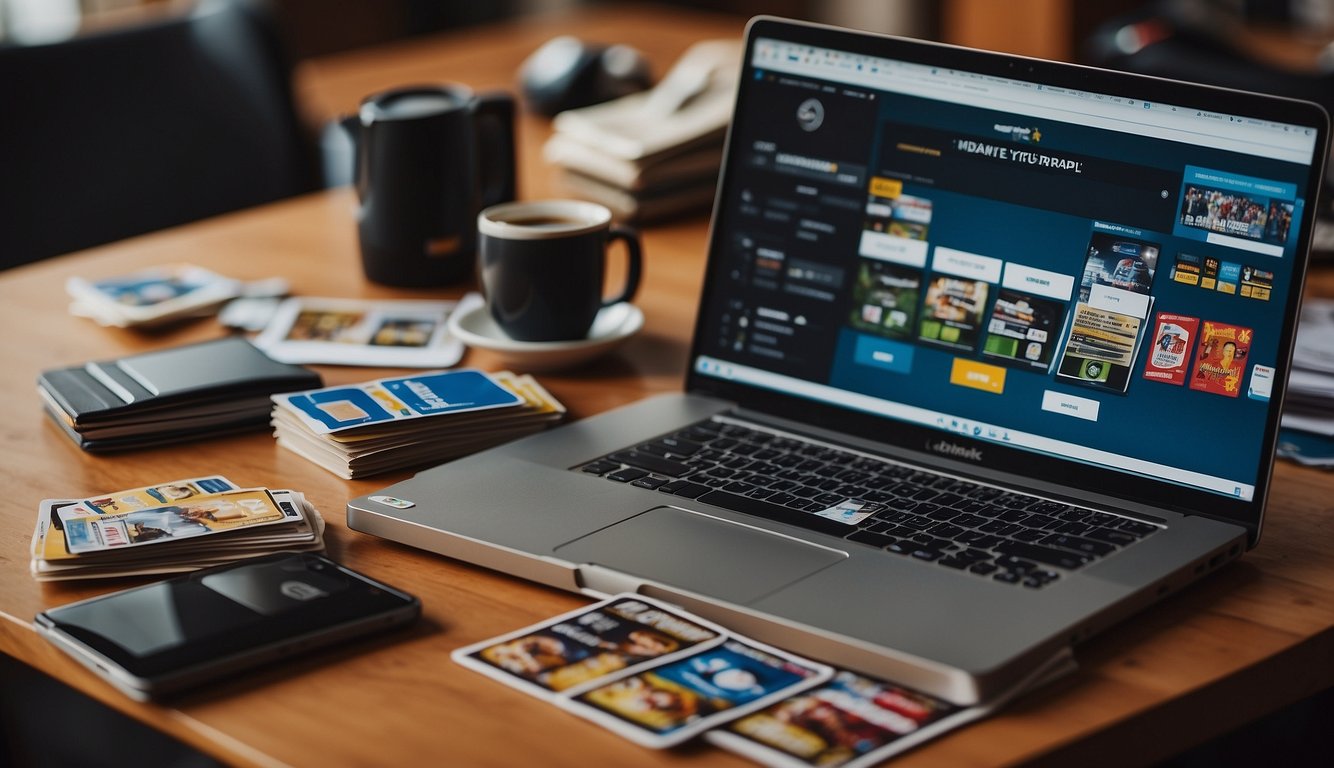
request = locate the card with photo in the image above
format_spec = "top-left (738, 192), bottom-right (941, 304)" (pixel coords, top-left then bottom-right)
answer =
top-left (848, 260), bottom-right (921, 340)
top-left (707, 670), bottom-right (964, 768)
top-left (561, 638), bottom-right (832, 749)
top-left (452, 595), bottom-right (728, 700)
top-left (918, 276), bottom-right (988, 352)
top-left (74, 476), bottom-right (239, 520)
top-left (981, 289), bottom-right (1065, 371)
top-left (254, 295), bottom-right (479, 368)
top-left (1189, 321), bottom-right (1253, 397)
top-left (1143, 313), bottom-right (1200, 386)
top-left (62, 488), bottom-right (289, 555)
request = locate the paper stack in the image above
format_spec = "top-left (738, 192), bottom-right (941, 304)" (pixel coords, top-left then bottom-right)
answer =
top-left (271, 369), bottom-right (565, 478)
top-left (543, 40), bottom-right (741, 221)
top-left (1277, 298), bottom-right (1334, 465)
top-left (30, 476), bottom-right (325, 581)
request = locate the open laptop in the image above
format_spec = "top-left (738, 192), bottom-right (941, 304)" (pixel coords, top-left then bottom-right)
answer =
top-left (350, 17), bottom-right (1328, 704)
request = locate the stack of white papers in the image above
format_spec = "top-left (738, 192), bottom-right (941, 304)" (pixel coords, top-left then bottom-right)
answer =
top-left (544, 40), bottom-right (740, 221)
top-left (271, 369), bottom-right (565, 478)
top-left (30, 476), bottom-right (324, 581)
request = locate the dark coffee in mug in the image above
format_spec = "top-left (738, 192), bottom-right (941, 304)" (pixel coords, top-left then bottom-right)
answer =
top-left (478, 200), bottom-right (642, 342)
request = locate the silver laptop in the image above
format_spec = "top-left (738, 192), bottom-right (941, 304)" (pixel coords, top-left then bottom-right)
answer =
top-left (350, 17), bottom-right (1328, 704)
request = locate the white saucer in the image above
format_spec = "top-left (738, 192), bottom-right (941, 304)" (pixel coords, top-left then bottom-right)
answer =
top-left (448, 302), bottom-right (644, 372)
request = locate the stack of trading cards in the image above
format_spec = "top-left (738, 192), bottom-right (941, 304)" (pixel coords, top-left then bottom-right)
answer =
top-left (271, 369), bottom-right (565, 479)
top-left (30, 476), bottom-right (325, 581)
top-left (452, 594), bottom-right (1004, 763)
top-left (67, 264), bottom-right (245, 328)
top-left (253, 294), bottom-right (480, 368)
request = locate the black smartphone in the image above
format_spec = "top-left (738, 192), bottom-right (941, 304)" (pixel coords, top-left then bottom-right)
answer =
top-left (34, 552), bottom-right (421, 701)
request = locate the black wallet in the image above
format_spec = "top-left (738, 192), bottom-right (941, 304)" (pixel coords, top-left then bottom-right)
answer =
top-left (38, 336), bottom-right (320, 451)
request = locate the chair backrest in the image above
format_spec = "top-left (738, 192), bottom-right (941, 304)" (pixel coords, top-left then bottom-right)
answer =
top-left (0, 0), bottom-right (318, 269)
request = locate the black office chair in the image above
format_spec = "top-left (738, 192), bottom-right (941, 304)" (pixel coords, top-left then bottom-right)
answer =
top-left (0, 0), bottom-right (319, 269)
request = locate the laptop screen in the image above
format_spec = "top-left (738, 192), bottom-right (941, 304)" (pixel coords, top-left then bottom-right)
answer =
top-left (688, 18), bottom-right (1328, 536)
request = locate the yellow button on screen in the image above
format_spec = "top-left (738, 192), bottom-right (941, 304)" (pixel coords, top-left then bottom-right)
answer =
top-left (950, 359), bottom-right (1007, 394)
top-left (869, 176), bottom-right (902, 198)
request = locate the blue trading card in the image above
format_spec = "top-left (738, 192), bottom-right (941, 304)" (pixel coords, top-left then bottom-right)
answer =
top-left (278, 369), bottom-right (522, 434)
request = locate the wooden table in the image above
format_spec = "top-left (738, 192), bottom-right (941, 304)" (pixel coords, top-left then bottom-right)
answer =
top-left (2, 6), bottom-right (1331, 766)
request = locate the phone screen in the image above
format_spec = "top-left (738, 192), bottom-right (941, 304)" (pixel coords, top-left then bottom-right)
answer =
top-left (37, 553), bottom-right (419, 695)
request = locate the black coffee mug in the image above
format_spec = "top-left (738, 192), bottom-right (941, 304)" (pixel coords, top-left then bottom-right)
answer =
top-left (348, 84), bottom-right (516, 286)
top-left (478, 200), bottom-right (642, 342)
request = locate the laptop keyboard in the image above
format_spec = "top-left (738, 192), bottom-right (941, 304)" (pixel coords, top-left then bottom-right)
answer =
top-left (575, 418), bottom-right (1163, 589)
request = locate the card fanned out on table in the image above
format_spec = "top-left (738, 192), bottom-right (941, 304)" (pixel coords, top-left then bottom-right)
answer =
top-left (67, 264), bottom-right (243, 328)
top-left (37, 337), bottom-right (321, 452)
top-left (452, 594), bottom-right (1061, 762)
top-left (271, 369), bottom-right (565, 478)
top-left (253, 294), bottom-right (480, 368)
top-left (30, 475), bottom-right (325, 580)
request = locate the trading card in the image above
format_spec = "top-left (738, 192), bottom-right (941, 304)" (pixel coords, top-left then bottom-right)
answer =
top-left (63, 488), bottom-right (288, 555)
top-left (74, 476), bottom-right (238, 520)
top-left (560, 638), bottom-right (832, 749)
top-left (272, 369), bottom-right (523, 436)
top-left (66, 265), bottom-right (241, 326)
top-left (706, 670), bottom-right (964, 768)
top-left (253, 295), bottom-right (478, 368)
top-left (452, 594), bottom-right (728, 700)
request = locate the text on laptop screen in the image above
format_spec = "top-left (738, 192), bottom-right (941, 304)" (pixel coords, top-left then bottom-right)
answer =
top-left (693, 35), bottom-right (1322, 502)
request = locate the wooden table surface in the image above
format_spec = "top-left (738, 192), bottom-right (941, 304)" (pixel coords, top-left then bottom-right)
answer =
top-left (2, 6), bottom-right (1331, 767)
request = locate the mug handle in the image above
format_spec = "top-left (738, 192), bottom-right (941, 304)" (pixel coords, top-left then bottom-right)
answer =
top-left (473, 91), bottom-right (517, 207)
top-left (602, 225), bottom-right (643, 307)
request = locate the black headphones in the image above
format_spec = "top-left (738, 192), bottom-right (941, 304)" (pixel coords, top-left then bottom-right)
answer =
top-left (518, 36), bottom-right (652, 116)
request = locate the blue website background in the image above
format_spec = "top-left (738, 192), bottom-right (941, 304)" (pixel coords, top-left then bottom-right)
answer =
top-left (823, 93), bottom-right (1309, 485)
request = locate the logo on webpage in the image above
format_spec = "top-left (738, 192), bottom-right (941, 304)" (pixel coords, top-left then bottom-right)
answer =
top-left (992, 124), bottom-right (1041, 143)
top-left (796, 98), bottom-right (825, 131)
top-left (927, 439), bottom-right (984, 462)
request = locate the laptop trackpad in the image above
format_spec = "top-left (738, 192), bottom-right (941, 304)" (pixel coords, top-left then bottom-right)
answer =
top-left (554, 506), bottom-right (847, 604)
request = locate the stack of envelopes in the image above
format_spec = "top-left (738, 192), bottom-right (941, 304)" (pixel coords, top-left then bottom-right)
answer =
top-left (30, 476), bottom-right (325, 581)
top-left (271, 369), bottom-right (565, 479)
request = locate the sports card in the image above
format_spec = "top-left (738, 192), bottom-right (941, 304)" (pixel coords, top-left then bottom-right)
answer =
top-left (272, 369), bottom-right (523, 436)
top-left (253, 294), bottom-right (479, 368)
top-left (452, 595), bottom-right (727, 700)
top-left (1143, 313), bottom-right (1199, 386)
top-left (1189, 321), bottom-right (1253, 397)
top-left (73, 476), bottom-right (239, 520)
top-left (561, 638), bottom-right (832, 749)
top-left (62, 488), bottom-right (288, 554)
top-left (66, 264), bottom-right (242, 326)
top-left (707, 671), bottom-right (962, 768)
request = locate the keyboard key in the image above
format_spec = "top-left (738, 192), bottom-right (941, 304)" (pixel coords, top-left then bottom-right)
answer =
top-left (910, 548), bottom-right (943, 561)
top-left (659, 480), bottom-right (711, 498)
top-left (746, 487), bottom-right (776, 499)
top-left (969, 561), bottom-right (999, 575)
top-left (1055, 521), bottom-right (1094, 536)
top-left (580, 461), bottom-right (619, 475)
top-left (607, 468), bottom-right (647, 482)
top-left (957, 532), bottom-right (1002, 549)
top-left (994, 540), bottom-right (1092, 570)
top-left (847, 530), bottom-right (897, 548)
top-left (1011, 528), bottom-right (1048, 543)
top-left (938, 557), bottom-right (970, 569)
top-left (631, 476), bottom-right (668, 490)
top-left (722, 481), bottom-right (757, 494)
top-left (928, 522), bottom-right (965, 539)
top-left (1042, 533), bottom-right (1116, 556)
top-left (1118, 520), bottom-right (1159, 537)
top-left (979, 520), bottom-right (1022, 536)
top-left (696, 489), bottom-right (851, 535)
top-left (1087, 528), bottom-right (1139, 546)
top-left (993, 571), bottom-right (1022, 584)
top-left (995, 555), bottom-right (1037, 572)
top-left (608, 450), bottom-right (691, 477)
